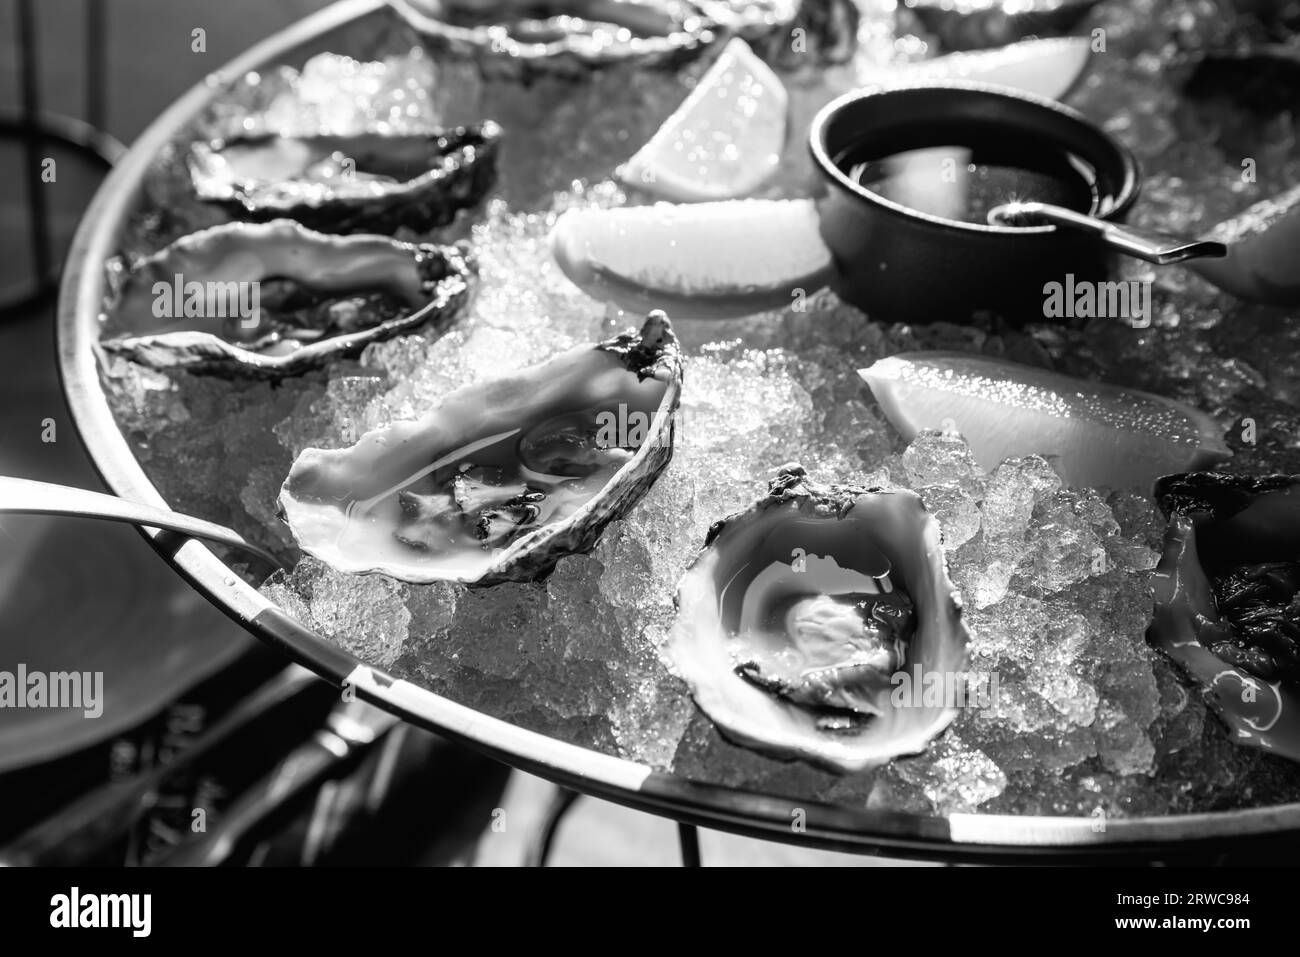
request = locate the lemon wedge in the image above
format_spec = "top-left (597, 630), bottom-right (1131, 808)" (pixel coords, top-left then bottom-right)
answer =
top-left (1194, 182), bottom-right (1300, 305)
top-left (878, 37), bottom-right (1094, 102)
top-left (860, 352), bottom-right (1231, 489)
top-left (550, 198), bottom-right (834, 319)
top-left (618, 38), bottom-right (788, 202)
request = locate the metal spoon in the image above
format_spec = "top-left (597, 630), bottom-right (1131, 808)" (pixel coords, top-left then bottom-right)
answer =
top-left (0, 476), bottom-right (284, 570)
top-left (987, 201), bottom-right (1229, 265)
top-left (990, 197), bottom-right (1300, 306)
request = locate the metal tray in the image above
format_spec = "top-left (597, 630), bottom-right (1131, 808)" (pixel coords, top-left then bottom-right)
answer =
top-left (56, 0), bottom-right (1300, 862)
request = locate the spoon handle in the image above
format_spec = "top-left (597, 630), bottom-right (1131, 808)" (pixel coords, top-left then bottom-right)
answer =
top-left (0, 476), bottom-right (284, 570)
top-left (988, 201), bottom-right (1228, 265)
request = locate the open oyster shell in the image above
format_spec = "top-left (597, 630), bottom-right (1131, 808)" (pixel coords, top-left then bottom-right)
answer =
top-left (279, 312), bottom-right (682, 585)
top-left (99, 219), bottom-right (472, 379)
top-left (1150, 472), bottom-right (1300, 764)
top-left (188, 123), bottom-right (502, 235)
top-left (669, 466), bottom-right (971, 772)
top-left (387, 0), bottom-right (856, 77)
top-left (390, 0), bottom-right (712, 77)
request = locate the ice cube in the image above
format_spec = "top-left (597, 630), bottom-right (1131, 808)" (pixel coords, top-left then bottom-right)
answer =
top-left (956, 455), bottom-right (1063, 608)
top-left (982, 454), bottom-right (1064, 538)
top-left (899, 429), bottom-right (986, 498)
top-left (915, 483), bottom-right (981, 550)
top-left (262, 557), bottom-right (411, 669)
top-left (892, 733), bottom-right (1007, 813)
top-left (1018, 488), bottom-right (1118, 594)
top-left (1095, 700), bottom-right (1157, 776)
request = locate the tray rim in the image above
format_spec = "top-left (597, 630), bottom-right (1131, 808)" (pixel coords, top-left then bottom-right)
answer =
top-left (54, 0), bottom-right (1300, 861)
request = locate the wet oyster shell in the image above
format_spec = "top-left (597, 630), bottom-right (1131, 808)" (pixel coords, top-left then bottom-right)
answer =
top-left (390, 0), bottom-right (713, 77)
top-left (188, 123), bottom-right (502, 235)
top-left (387, 0), bottom-right (856, 78)
top-left (99, 219), bottom-right (472, 379)
top-left (669, 465), bottom-right (970, 772)
top-left (278, 312), bottom-right (683, 585)
top-left (1150, 472), bottom-right (1300, 764)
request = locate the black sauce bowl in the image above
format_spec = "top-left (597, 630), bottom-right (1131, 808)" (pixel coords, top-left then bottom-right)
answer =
top-left (808, 82), bottom-right (1140, 324)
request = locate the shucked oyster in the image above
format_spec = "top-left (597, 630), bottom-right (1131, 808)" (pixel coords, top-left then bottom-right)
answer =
top-left (279, 312), bottom-right (682, 585)
top-left (669, 466), bottom-right (971, 772)
top-left (99, 219), bottom-right (471, 378)
top-left (188, 124), bottom-right (502, 235)
top-left (387, 0), bottom-right (856, 77)
top-left (1150, 472), bottom-right (1300, 763)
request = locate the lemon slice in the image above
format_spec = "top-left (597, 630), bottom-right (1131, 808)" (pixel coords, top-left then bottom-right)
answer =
top-left (618, 38), bottom-right (788, 202)
top-left (860, 352), bottom-right (1231, 489)
top-left (1193, 182), bottom-right (1300, 305)
top-left (874, 37), bottom-right (1094, 102)
top-left (550, 198), bottom-right (834, 319)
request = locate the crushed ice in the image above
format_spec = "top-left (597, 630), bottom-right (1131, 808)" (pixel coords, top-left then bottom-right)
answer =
top-left (101, 1), bottom-right (1300, 817)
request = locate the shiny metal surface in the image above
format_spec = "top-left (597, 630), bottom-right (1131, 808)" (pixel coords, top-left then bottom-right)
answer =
top-left (0, 477), bottom-right (284, 571)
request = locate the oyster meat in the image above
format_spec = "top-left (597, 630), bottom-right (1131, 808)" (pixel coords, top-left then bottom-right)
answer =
top-left (387, 0), bottom-right (857, 77)
top-left (1150, 472), bottom-right (1300, 763)
top-left (669, 465), bottom-right (970, 772)
top-left (99, 219), bottom-right (472, 378)
top-left (279, 312), bottom-right (683, 585)
top-left (188, 123), bottom-right (502, 235)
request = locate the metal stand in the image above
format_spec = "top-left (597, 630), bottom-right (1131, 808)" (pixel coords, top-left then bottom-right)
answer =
top-left (524, 786), bottom-right (582, 867)
top-left (677, 822), bottom-right (701, 867)
top-left (1, 0), bottom-right (125, 315)
top-left (525, 785), bottom-right (705, 866)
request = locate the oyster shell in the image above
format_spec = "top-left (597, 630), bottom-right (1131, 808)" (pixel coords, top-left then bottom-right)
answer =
top-left (188, 123), bottom-right (502, 235)
top-left (669, 466), bottom-right (970, 772)
top-left (279, 312), bottom-right (683, 585)
top-left (1150, 472), bottom-right (1300, 763)
top-left (387, 0), bottom-right (857, 77)
top-left (390, 0), bottom-right (713, 77)
top-left (99, 219), bottom-right (472, 378)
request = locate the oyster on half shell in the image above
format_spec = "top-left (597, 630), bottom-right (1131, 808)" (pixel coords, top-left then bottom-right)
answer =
top-left (99, 219), bottom-right (472, 378)
top-left (387, 0), bottom-right (857, 77)
top-left (669, 466), bottom-right (970, 772)
top-left (188, 123), bottom-right (502, 235)
top-left (1150, 472), bottom-right (1300, 764)
top-left (279, 312), bottom-right (683, 585)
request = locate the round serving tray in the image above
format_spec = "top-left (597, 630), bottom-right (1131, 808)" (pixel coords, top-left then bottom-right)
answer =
top-left (56, 0), bottom-right (1300, 862)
